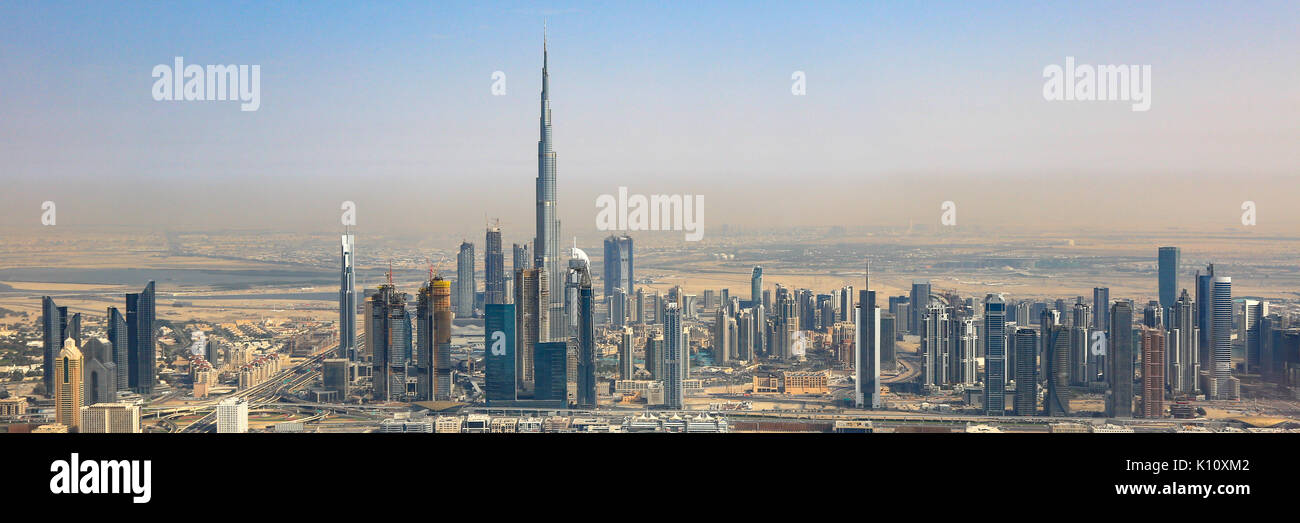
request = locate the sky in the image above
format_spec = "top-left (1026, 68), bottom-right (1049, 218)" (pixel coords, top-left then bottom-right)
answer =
top-left (0, 1), bottom-right (1296, 241)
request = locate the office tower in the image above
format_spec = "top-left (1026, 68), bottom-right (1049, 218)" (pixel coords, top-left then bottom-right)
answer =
top-left (535, 36), bottom-right (565, 343)
top-left (1013, 328), bottom-right (1038, 416)
top-left (485, 223), bottom-right (506, 305)
top-left (126, 281), bottom-right (156, 395)
top-left (1093, 287), bottom-right (1110, 330)
top-left (610, 287), bottom-right (627, 327)
top-left (415, 278), bottom-right (438, 401)
top-left (750, 266), bottom-right (763, 308)
top-left (645, 334), bottom-right (662, 380)
top-left (1044, 325), bottom-right (1070, 416)
top-left (1070, 300), bottom-right (1091, 385)
top-left (736, 310), bottom-right (752, 362)
top-left (216, 397), bottom-right (248, 433)
top-left (323, 358), bottom-right (350, 399)
top-left (514, 268), bottom-right (549, 393)
top-left (1141, 328), bottom-right (1166, 418)
top-left (1169, 290), bottom-right (1199, 395)
top-left (602, 234), bottom-right (634, 298)
top-left (955, 317), bottom-right (978, 385)
top-left (106, 307), bottom-right (128, 391)
top-left (1108, 301), bottom-right (1134, 417)
top-left (652, 292), bottom-right (664, 325)
top-left (431, 277), bottom-right (453, 400)
top-left (457, 241), bottom-right (475, 318)
top-left (1039, 308), bottom-right (1059, 383)
top-left (79, 403), bottom-right (141, 433)
top-left (773, 286), bottom-right (796, 360)
top-left (367, 284), bottom-right (407, 401)
top-left (921, 301), bottom-right (951, 388)
top-left (1158, 246), bottom-right (1180, 310)
top-left (42, 297), bottom-right (69, 396)
top-left (618, 326), bottom-right (634, 380)
top-left (1209, 276), bottom-right (1233, 398)
top-left (534, 341), bottom-right (568, 405)
top-left (573, 265), bottom-right (596, 409)
top-left (713, 307), bottom-right (731, 365)
top-left (485, 304), bottom-right (517, 404)
top-left (663, 303), bottom-right (685, 409)
top-left (635, 287), bottom-right (646, 323)
top-left (1243, 299), bottom-right (1265, 374)
top-left (1260, 313), bottom-right (1284, 383)
top-left (339, 233), bottom-right (357, 360)
top-left (910, 281), bottom-right (931, 335)
top-left (984, 294), bottom-right (1007, 416)
top-left (1195, 264), bottom-right (1214, 375)
top-left (81, 338), bottom-right (116, 405)
top-left (1142, 301), bottom-right (1163, 328)
top-left (54, 338), bottom-right (83, 431)
top-left (880, 313), bottom-right (897, 371)
top-left (856, 266), bottom-right (881, 409)
top-left (512, 243), bottom-right (529, 274)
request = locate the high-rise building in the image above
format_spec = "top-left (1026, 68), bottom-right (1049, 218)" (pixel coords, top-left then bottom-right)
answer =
top-left (82, 338), bottom-right (116, 405)
top-left (574, 265), bottom-right (596, 409)
top-left (618, 326), bottom-right (634, 380)
top-left (1242, 299), bottom-right (1265, 374)
top-left (485, 223), bottom-right (506, 305)
top-left (322, 358), bottom-right (350, 399)
top-left (79, 402), bottom-right (141, 433)
top-left (1044, 325), bottom-right (1070, 416)
top-left (1141, 328), bottom-right (1166, 418)
top-left (484, 304), bottom-right (517, 404)
top-left (984, 294), bottom-right (1007, 416)
top-left (856, 271), bottom-right (881, 409)
top-left (1195, 264), bottom-right (1214, 378)
top-left (106, 307), bottom-right (128, 391)
top-left (457, 241), bottom-right (475, 318)
top-left (535, 35), bottom-right (565, 342)
top-left (514, 268), bottom-right (549, 394)
top-left (910, 281), bottom-right (931, 335)
top-left (367, 284), bottom-right (407, 401)
top-left (126, 281), bottom-right (156, 395)
top-left (339, 233), bottom-right (357, 360)
top-left (663, 303), bottom-right (685, 409)
top-left (42, 297), bottom-right (79, 397)
top-left (1013, 328), bottom-right (1038, 416)
top-left (713, 307), bottom-right (731, 365)
top-left (750, 266), bottom-right (763, 308)
top-left (216, 397), bottom-right (248, 433)
top-left (1093, 287), bottom-right (1110, 331)
top-left (921, 300), bottom-right (951, 388)
top-left (1210, 276), bottom-right (1233, 398)
top-left (880, 313), bottom-right (897, 371)
top-left (1169, 289), bottom-right (1199, 395)
top-left (1108, 301), bottom-right (1134, 417)
top-left (602, 234), bottom-right (634, 299)
top-left (1158, 246), bottom-right (1180, 310)
top-left (534, 341), bottom-right (568, 405)
top-left (54, 338), bottom-right (83, 431)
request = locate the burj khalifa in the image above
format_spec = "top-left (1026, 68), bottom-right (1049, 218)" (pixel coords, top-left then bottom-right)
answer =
top-left (535, 31), bottom-right (565, 340)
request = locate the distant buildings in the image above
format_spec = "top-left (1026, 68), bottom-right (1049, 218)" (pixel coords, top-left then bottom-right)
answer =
top-left (126, 281), bottom-right (157, 394)
top-left (1044, 325), bottom-right (1070, 416)
top-left (339, 233), bottom-right (357, 360)
top-left (1013, 328), bottom-right (1037, 416)
top-left (1209, 276), bottom-right (1233, 398)
top-left (485, 304), bottom-right (517, 404)
top-left (602, 234), bottom-right (633, 298)
top-left (1108, 301), bottom-right (1134, 417)
top-left (1141, 328), bottom-right (1166, 418)
top-left (983, 294), bottom-right (1007, 416)
top-left (1158, 247), bottom-right (1180, 310)
top-left (54, 338), bottom-right (83, 430)
top-left (663, 303), bottom-right (685, 409)
top-left (485, 223), bottom-right (506, 305)
top-left (457, 241), bottom-right (476, 318)
top-left (42, 297), bottom-right (80, 396)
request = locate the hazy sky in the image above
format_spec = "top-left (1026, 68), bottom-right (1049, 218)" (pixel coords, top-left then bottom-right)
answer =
top-left (1, 1), bottom-right (1296, 240)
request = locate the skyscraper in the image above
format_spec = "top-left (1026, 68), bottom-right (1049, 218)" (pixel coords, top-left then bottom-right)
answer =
top-left (855, 266), bottom-right (881, 409)
top-left (982, 296), bottom-right (1003, 413)
top-left (1141, 328), bottom-right (1166, 418)
top-left (1093, 287), bottom-right (1110, 330)
top-left (535, 33), bottom-right (564, 341)
top-left (663, 303), bottom-right (685, 409)
top-left (1242, 299), bottom-right (1265, 374)
top-left (574, 265), bottom-right (596, 409)
top-left (1013, 328), bottom-right (1038, 417)
top-left (750, 266), bottom-right (763, 307)
top-left (484, 304), bottom-right (517, 404)
top-left (339, 233), bottom-right (357, 361)
top-left (367, 284), bottom-right (407, 401)
top-left (1170, 289), bottom-right (1199, 395)
top-left (485, 223), bottom-right (506, 305)
top-left (1158, 246), bottom-right (1180, 310)
top-left (618, 326), bottom-right (634, 380)
top-left (1195, 264), bottom-right (1214, 376)
top-left (910, 281), bottom-right (931, 335)
top-left (54, 337), bottom-right (83, 431)
top-left (713, 307), bottom-right (731, 365)
top-left (602, 234), bottom-right (634, 298)
top-left (984, 294), bottom-right (1007, 416)
top-left (514, 267), bottom-right (549, 394)
top-left (1210, 276), bottom-right (1233, 398)
top-left (42, 297), bottom-right (69, 396)
top-left (1108, 301), bottom-right (1134, 417)
top-left (1044, 325), bottom-right (1070, 416)
top-left (106, 307), bottom-right (128, 391)
top-left (457, 241), bottom-right (475, 318)
top-left (126, 281), bottom-right (156, 395)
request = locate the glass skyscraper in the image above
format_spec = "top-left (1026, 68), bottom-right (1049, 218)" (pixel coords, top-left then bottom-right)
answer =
top-left (983, 294), bottom-right (1006, 416)
top-left (1158, 246), bottom-right (1180, 310)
